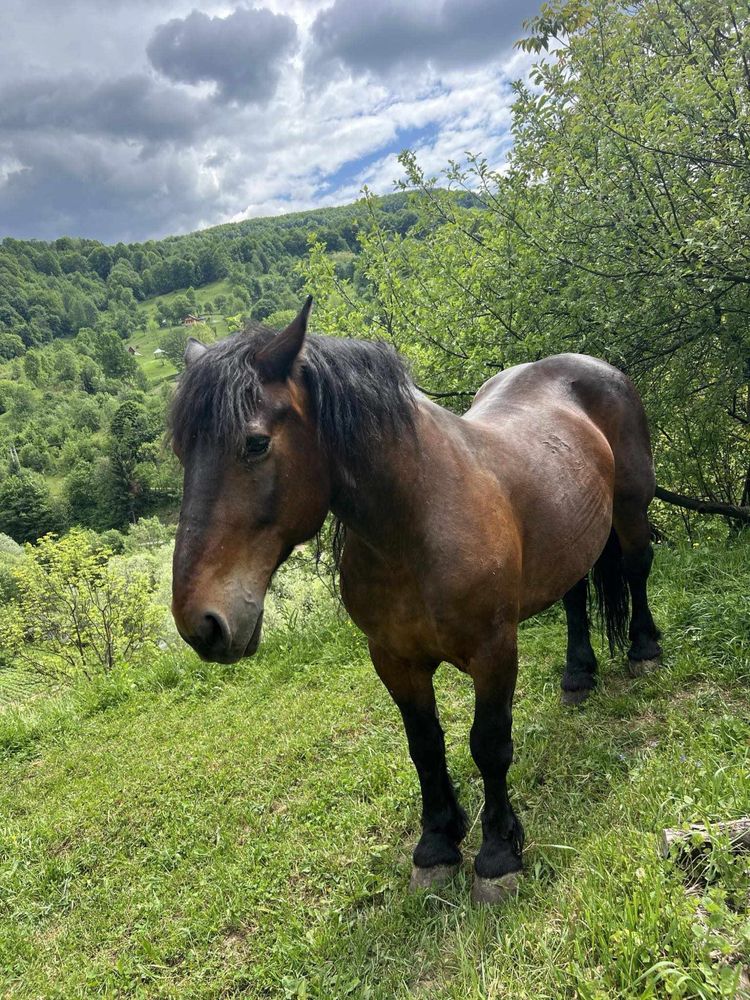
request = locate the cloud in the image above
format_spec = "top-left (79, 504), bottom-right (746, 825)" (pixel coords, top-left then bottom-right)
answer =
top-left (307, 0), bottom-right (533, 82)
top-left (147, 7), bottom-right (298, 104)
top-left (0, 74), bottom-right (210, 146)
top-left (0, 0), bottom-right (541, 241)
top-left (0, 132), bottom-right (233, 243)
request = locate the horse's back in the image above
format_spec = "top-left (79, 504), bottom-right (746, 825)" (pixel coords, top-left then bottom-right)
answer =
top-left (468, 353), bottom-right (631, 424)
top-left (467, 353), bottom-right (653, 492)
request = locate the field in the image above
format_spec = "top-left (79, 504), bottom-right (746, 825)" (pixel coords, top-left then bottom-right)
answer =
top-left (128, 279), bottom-right (234, 387)
top-left (1, 542), bottom-right (749, 998)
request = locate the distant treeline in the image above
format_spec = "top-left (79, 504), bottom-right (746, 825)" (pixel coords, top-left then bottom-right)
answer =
top-left (0, 194), bottom-right (426, 357)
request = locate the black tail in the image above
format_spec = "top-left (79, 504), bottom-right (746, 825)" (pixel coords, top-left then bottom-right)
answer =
top-left (589, 529), bottom-right (629, 656)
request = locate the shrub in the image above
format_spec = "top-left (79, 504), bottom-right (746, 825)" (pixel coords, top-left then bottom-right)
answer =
top-left (99, 529), bottom-right (126, 554)
top-left (124, 516), bottom-right (172, 553)
top-left (0, 470), bottom-right (65, 543)
top-left (0, 534), bottom-right (22, 557)
top-left (0, 529), bottom-right (162, 682)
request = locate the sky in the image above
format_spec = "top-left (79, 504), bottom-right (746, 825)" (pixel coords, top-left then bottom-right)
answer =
top-left (0, 0), bottom-right (541, 244)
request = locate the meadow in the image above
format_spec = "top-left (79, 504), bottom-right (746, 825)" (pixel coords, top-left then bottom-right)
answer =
top-left (1, 539), bottom-right (748, 999)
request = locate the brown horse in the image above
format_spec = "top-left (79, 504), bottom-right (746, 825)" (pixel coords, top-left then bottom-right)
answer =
top-left (170, 298), bottom-right (661, 904)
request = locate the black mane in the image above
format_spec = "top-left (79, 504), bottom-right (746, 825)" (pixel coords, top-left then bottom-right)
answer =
top-left (169, 322), bottom-right (416, 472)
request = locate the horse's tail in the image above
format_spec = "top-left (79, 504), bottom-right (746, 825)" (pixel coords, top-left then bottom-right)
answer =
top-left (589, 528), bottom-right (629, 656)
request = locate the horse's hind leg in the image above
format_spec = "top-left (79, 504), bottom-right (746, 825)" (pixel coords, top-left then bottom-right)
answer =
top-left (369, 642), bottom-right (467, 890)
top-left (561, 575), bottom-right (598, 705)
top-left (613, 501), bottom-right (662, 669)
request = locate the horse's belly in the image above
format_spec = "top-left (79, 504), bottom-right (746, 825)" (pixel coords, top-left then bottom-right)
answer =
top-left (517, 434), bottom-right (614, 618)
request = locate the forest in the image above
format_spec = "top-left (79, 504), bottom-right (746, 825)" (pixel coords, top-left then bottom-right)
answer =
top-left (1, 1), bottom-right (749, 997)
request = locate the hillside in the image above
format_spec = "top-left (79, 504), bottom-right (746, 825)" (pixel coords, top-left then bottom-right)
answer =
top-left (0, 194), bottom-right (424, 541)
top-left (1, 541), bottom-right (749, 997)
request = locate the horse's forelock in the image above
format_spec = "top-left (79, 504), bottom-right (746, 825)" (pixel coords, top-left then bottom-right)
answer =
top-left (169, 325), bottom-right (417, 468)
top-left (168, 324), bottom-right (273, 455)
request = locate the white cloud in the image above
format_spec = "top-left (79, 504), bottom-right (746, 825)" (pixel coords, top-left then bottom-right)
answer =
top-left (0, 0), bottom-right (542, 241)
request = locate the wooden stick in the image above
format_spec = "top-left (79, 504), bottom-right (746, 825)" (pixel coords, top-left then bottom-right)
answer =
top-left (660, 818), bottom-right (750, 860)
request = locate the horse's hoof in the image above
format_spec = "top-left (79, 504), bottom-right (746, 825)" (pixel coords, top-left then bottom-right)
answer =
top-left (409, 863), bottom-right (460, 892)
top-left (561, 687), bottom-right (592, 706)
top-left (627, 657), bottom-right (661, 677)
top-left (471, 871), bottom-right (522, 906)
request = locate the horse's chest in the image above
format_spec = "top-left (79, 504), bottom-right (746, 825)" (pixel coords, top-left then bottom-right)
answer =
top-left (338, 544), bottom-right (451, 661)
top-left (340, 556), bottom-right (423, 651)
top-left (337, 534), bottom-right (507, 665)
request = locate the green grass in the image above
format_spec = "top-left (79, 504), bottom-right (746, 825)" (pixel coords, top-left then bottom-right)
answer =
top-left (1, 543), bottom-right (749, 998)
top-left (128, 280), bottom-right (234, 388)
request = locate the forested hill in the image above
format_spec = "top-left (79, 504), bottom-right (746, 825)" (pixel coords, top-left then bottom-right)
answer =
top-left (0, 194), bottom-right (425, 542)
top-left (0, 194), bottom-right (420, 350)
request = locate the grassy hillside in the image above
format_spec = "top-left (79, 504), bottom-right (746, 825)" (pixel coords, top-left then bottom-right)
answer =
top-left (127, 279), bottom-right (234, 387)
top-left (1, 542), bottom-right (748, 998)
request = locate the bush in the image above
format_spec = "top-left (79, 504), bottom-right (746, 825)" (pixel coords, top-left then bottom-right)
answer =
top-left (123, 516), bottom-right (172, 553)
top-left (0, 554), bottom-right (22, 604)
top-left (0, 529), bottom-right (162, 682)
top-left (99, 529), bottom-right (126, 554)
top-left (0, 534), bottom-right (22, 557)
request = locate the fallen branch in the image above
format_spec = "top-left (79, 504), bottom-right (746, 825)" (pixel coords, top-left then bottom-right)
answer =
top-left (660, 818), bottom-right (750, 863)
top-left (654, 486), bottom-right (750, 523)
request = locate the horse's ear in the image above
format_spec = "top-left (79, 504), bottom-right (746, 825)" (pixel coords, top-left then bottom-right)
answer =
top-left (256, 295), bottom-right (312, 382)
top-left (184, 337), bottom-right (207, 366)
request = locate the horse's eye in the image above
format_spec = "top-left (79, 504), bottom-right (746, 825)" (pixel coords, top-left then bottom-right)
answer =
top-left (245, 435), bottom-right (270, 458)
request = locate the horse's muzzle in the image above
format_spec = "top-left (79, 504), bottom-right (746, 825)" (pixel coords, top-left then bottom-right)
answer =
top-left (176, 604), bottom-right (264, 663)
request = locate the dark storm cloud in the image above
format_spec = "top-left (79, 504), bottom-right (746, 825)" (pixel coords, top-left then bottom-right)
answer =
top-left (0, 132), bottom-right (231, 242)
top-left (0, 74), bottom-right (209, 146)
top-left (147, 7), bottom-right (299, 104)
top-left (308, 0), bottom-right (535, 80)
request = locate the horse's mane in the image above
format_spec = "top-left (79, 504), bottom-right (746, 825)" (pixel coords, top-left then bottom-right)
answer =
top-left (169, 321), bottom-right (417, 476)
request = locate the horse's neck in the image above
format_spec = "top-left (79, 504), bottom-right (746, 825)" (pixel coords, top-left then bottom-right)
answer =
top-left (328, 397), bottom-right (462, 556)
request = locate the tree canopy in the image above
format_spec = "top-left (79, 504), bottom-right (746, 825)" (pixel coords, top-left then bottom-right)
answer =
top-left (305, 0), bottom-right (750, 536)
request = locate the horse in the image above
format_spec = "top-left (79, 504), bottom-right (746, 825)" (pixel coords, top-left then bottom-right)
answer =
top-left (169, 297), bottom-right (662, 905)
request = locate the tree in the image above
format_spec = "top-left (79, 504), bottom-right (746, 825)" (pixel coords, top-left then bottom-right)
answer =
top-left (0, 471), bottom-right (64, 543)
top-left (0, 331), bottom-right (25, 360)
top-left (87, 245), bottom-right (113, 279)
top-left (95, 329), bottom-right (139, 379)
top-left (305, 0), bottom-right (750, 535)
top-left (0, 529), bottom-right (161, 681)
top-left (158, 322), bottom-right (212, 370)
top-left (108, 401), bottom-right (154, 525)
top-left (63, 460), bottom-right (114, 531)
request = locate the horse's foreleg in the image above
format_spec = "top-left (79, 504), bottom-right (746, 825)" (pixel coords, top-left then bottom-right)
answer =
top-left (468, 626), bottom-right (524, 905)
top-left (561, 574), bottom-right (598, 705)
top-left (368, 642), bottom-right (467, 890)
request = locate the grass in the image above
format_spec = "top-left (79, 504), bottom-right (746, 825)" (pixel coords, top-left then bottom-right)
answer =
top-left (0, 542), bottom-right (749, 998)
top-left (128, 280), bottom-right (234, 388)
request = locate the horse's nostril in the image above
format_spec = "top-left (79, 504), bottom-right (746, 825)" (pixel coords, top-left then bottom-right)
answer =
top-left (202, 612), bottom-right (230, 651)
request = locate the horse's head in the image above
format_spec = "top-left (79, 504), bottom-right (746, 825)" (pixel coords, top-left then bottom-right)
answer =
top-left (170, 297), bottom-right (330, 663)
